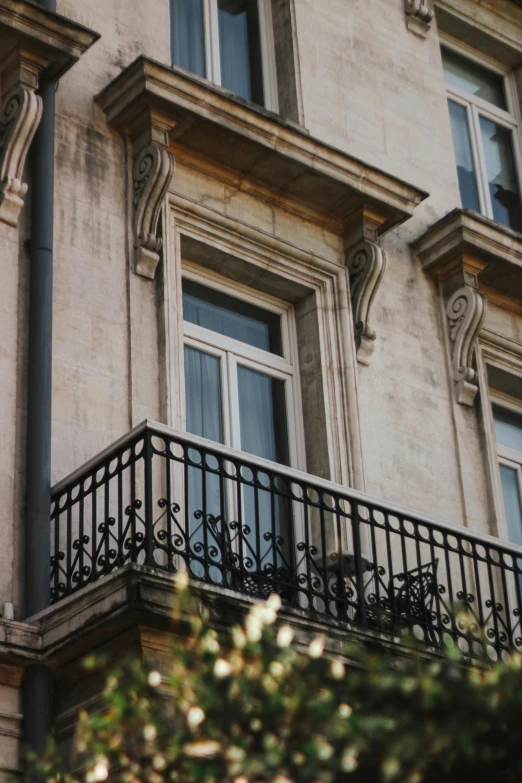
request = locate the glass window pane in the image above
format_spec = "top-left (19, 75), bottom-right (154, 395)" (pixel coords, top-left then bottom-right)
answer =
top-left (499, 465), bottom-right (522, 547)
top-left (184, 346), bottom-right (224, 443)
top-left (479, 117), bottom-right (522, 233)
top-left (494, 407), bottom-right (522, 453)
top-left (218, 0), bottom-right (264, 105)
top-left (183, 279), bottom-right (282, 354)
top-left (237, 366), bottom-right (289, 464)
top-left (448, 100), bottom-right (480, 212)
top-left (442, 47), bottom-right (506, 110)
top-left (170, 0), bottom-right (206, 78)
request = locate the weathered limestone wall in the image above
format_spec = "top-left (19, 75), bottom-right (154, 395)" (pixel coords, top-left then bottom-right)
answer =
top-left (294, 0), bottom-right (496, 532)
top-left (4, 0), bottom-right (522, 618)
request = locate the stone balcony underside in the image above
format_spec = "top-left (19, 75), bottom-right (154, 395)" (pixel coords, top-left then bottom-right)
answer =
top-left (0, 0), bottom-right (100, 82)
top-left (95, 56), bottom-right (427, 235)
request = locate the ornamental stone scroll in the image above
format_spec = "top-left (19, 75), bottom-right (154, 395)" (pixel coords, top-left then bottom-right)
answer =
top-left (0, 48), bottom-right (47, 227)
top-left (132, 143), bottom-right (174, 279)
top-left (346, 237), bottom-right (387, 366)
top-left (445, 283), bottom-right (486, 407)
top-left (404, 0), bottom-right (434, 38)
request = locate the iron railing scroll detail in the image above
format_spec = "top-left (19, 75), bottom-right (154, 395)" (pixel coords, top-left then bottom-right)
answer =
top-left (50, 423), bottom-right (522, 661)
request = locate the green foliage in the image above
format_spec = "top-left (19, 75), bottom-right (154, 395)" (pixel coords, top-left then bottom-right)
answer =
top-left (40, 576), bottom-right (522, 783)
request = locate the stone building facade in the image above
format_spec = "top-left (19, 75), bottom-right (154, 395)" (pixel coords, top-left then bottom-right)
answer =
top-left (1, 0), bottom-right (522, 775)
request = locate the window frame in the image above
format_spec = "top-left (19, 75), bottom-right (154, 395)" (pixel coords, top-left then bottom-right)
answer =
top-left (170, 0), bottom-right (279, 113)
top-left (441, 36), bottom-right (522, 227)
top-left (181, 261), bottom-right (305, 471)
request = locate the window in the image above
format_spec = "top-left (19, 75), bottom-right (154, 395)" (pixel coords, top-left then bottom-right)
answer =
top-left (442, 46), bottom-right (522, 233)
top-left (493, 406), bottom-right (522, 547)
top-left (181, 269), bottom-right (303, 582)
top-left (170, 0), bottom-right (278, 110)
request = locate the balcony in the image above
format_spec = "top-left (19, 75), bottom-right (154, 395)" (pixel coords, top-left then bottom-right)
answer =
top-left (50, 422), bottom-right (522, 661)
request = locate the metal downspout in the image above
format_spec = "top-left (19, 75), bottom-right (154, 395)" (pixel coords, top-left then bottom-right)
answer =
top-left (23, 0), bottom-right (57, 776)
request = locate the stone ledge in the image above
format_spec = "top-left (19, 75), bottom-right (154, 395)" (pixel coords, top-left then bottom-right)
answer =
top-left (28, 564), bottom-right (443, 668)
top-left (0, 0), bottom-right (100, 82)
top-left (435, 0), bottom-right (522, 67)
top-left (412, 208), bottom-right (522, 301)
top-left (95, 56), bottom-right (427, 235)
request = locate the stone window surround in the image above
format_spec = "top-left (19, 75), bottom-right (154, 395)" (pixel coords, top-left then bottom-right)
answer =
top-left (161, 200), bottom-right (362, 490)
top-left (440, 34), bottom-right (522, 230)
top-left (477, 330), bottom-right (522, 546)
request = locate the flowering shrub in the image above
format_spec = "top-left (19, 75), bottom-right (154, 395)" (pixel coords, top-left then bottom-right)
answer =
top-left (40, 574), bottom-right (522, 783)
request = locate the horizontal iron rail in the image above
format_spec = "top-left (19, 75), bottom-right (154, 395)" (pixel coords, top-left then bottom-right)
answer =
top-left (51, 419), bottom-right (522, 560)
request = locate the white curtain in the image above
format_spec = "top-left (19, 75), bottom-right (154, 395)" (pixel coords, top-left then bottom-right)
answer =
top-left (218, 0), bottom-right (253, 101)
top-left (171, 0), bottom-right (206, 77)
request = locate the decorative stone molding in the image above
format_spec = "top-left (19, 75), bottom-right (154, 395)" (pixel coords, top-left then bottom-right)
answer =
top-left (409, 209), bottom-right (520, 406)
top-left (346, 238), bottom-right (387, 366)
top-left (132, 143), bottom-right (174, 279)
top-left (0, 54), bottom-right (43, 226)
top-left (96, 57), bottom-right (427, 236)
top-left (405, 0), bottom-right (434, 37)
top-left (445, 282), bottom-right (486, 406)
top-left (0, 4), bottom-right (99, 226)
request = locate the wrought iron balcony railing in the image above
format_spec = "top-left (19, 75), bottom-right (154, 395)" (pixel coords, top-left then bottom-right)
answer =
top-left (51, 421), bottom-right (522, 660)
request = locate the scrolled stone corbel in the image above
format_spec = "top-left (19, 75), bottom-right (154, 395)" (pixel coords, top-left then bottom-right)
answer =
top-left (132, 143), bottom-right (174, 279)
top-left (404, 0), bottom-right (434, 37)
top-left (0, 84), bottom-right (43, 227)
top-left (445, 285), bottom-right (486, 406)
top-left (346, 238), bottom-right (387, 366)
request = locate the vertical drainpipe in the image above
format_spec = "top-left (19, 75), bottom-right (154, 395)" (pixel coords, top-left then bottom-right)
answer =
top-left (23, 0), bottom-right (57, 775)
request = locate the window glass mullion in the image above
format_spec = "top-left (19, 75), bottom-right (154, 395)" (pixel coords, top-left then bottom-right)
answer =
top-left (470, 104), bottom-right (493, 218)
top-left (205, 0), bottom-right (220, 84)
top-left (227, 352), bottom-right (241, 451)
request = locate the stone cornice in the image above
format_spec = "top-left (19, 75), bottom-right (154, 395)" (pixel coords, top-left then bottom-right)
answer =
top-left (95, 56), bottom-right (427, 235)
top-left (0, 0), bottom-right (100, 82)
top-left (434, 0), bottom-right (522, 67)
top-left (412, 209), bottom-right (522, 297)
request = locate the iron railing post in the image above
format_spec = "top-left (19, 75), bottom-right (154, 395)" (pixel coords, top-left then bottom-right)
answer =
top-left (352, 503), bottom-right (368, 627)
top-left (144, 429), bottom-right (154, 568)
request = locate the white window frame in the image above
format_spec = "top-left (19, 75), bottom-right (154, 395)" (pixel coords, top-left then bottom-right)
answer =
top-left (172, 0), bottom-right (279, 113)
top-left (181, 261), bottom-right (305, 471)
top-left (441, 37), bottom-right (522, 224)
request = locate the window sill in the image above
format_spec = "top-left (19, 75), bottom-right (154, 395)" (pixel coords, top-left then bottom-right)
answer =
top-left (95, 56), bottom-right (427, 235)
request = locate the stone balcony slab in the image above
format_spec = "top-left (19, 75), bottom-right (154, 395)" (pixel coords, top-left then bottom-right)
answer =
top-left (95, 56), bottom-right (427, 235)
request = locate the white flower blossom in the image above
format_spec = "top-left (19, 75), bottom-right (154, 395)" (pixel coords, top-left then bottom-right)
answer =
top-left (330, 659), bottom-right (345, 679)
top-left (269, 661), bottom-right (285, 678)
top-left (339, 703), bottom-right (353, 718)
top-left (174, 570), bottom-right (189, 590)
top-left (266, 594), bottom-right (282, 611)
top-left (187, 706), bottom-right (206, 728)
top-left (308, 636), bottom-right (325, 658)
top-left (143, 724), bottom-right (158, 742)
top-left (183, 741), bottom-right (221, 758)
top-left (214, 658), bottom-right (233, 678)
top-left (87, 760), bottom-right (109, 783)
top-left (148, 671), bottom-right (162, 687)
top-left (276, 625), bottom-right (294, 647)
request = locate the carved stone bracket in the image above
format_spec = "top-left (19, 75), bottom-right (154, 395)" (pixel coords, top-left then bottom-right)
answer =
top-left (346, 237), bottom-right (387, 366)
top-left (0, 48), bottom-right (47, 227)
top-left (444, 282), bottom-right (486, 406)
top-left (133, 143), bottom-right (174, 279)
top-left (404, 0), bottom-right (434, 38)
